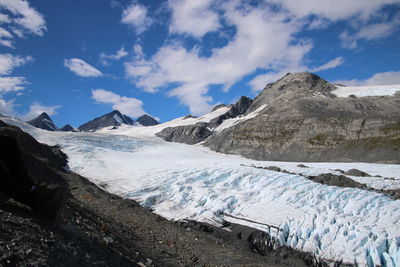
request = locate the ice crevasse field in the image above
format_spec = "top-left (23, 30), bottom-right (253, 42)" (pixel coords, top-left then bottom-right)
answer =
top-left (2, 115), bottom-right (400, 267)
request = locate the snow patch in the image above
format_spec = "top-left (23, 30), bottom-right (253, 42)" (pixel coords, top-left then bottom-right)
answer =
top-left (333, 85), bottom-right (400, 97)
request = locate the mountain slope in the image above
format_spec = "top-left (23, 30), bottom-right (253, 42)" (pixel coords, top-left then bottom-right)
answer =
top-left (136, 114), bottom-right (159, 126)
top-left (60, 124), bottom-right (78, 132)
top-left (26, 112), bottom-right (59, 132)
top-left (78, 110), bottom-right (134, 132)
top-left (204, 72), bottom-right (400, 163)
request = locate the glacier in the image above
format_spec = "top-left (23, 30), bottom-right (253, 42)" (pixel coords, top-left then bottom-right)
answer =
top-left (2, 115), bottom-right (400, 266)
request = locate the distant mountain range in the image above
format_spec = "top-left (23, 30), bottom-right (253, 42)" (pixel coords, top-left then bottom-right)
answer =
top-left (27, 110), bottom-right (159, 132)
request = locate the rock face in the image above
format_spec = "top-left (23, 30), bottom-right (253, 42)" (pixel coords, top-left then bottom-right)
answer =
top-left (156, 97), bottom-right (253, 145)
top-left (26, 112), bottom-right (59, 131)
top-left (78, 110), bottom-right (134, 132)
top-left (136, 114), bottom-right (159, 126)
top-left (60, 124), bottom-right (78, 132)
top-left (156, 123), bottom-right (212, 145)
top-left (204, 72), bottom-right (400, 163)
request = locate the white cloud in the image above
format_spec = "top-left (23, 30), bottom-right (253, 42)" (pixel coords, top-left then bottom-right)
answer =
top-left (125, 3), bottom-right (313, 115)
top-left (0, 27), bottom-right (12, 38)
top-left (0, 39), bottom-right (13, 48)
top-left (20, 102), bottom-right (61, 121)
top-left (340, 19), bottom-right (400, 49)
top-left (0, 13), bottom-right (11, 23)
top-left (99, 47), bottom-right (128, 66)
top-left (92, 89), bottom-right (146, 118)
top-left (0, 76), bottom-right (27, 93)
top-left (168, 0), bottom-right (220, 38)
top-left (64, 58), bottom-right (103, 77)
top-left (121, 3), bottom-right (152, 34)
top-left (266, 0), bottom-right (400, 21)
top-left (311, 57), bottom-right (344, 72)
top-left (0, 97), bottom-right (15, 115)
top-left (335, 71), bottom-right (400, 86)
top-left (0, 0), bottom-right (46, 36)
top-left (0, 53), bottom-right (32, 75)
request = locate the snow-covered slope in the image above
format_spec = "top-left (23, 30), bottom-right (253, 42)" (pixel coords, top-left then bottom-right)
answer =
top-left (97, 106), bottom-right (231, 137)
top-left (2, 114), bottom-right (400, 266)
top-left (333, 85), bottom-right (400, 97)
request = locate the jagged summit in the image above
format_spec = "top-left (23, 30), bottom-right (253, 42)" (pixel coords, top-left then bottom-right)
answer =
top-left (78, 110), bottom-right (134, 132)
top-left (27, 112), bottom-right (59, 132)
top-left (248, 72), bottom-right (336, 113)
top-left (136, 114), bottom-right (159, 126)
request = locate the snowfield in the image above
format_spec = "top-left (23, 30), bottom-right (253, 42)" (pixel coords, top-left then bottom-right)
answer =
top-left (333, 84), bottom-right (400, 97)
top-left (2, 115), bottom-right (400, 267)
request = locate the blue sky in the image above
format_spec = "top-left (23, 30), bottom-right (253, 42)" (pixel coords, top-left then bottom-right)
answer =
top-left (0, 0), bottom-right (399, 127)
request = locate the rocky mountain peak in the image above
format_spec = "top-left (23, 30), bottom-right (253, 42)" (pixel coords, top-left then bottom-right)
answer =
top-left (248, 72), bottom-right (336, 113)
top-left (60, 124), bottom-right (78, 132)
top-left (137, 114), bottom-right (159, 126)
top-left (26, 112), bottom-right (59, 132)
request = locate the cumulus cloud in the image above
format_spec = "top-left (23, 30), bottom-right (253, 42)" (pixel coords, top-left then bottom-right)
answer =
top-left (64, 58), bottom-right (103, 77)
top-left (20, 102), bottom-right (61, 121)
top-left (92, 89), bottom-right (146, 118)
top-left (99, 47), bottom-right (128, 66)
top-left (121, 3), bottom-right (152, 34)
top-left (125, 3), bottom-right (313, 115)
top-left (335, 71), bottom-right (400, 86)
top-left (168, 0), bottom-right (220, 38)
top-left (0, 53), bottom-right (32, 75)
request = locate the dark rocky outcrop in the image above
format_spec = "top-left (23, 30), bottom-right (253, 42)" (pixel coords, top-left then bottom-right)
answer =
top-left (78, 110), bottom-right (134, 132)
top-left (344, 168), bottom-right (371, 177)
top-left (136, 114), bottom-right (159, 126)
top-left (26, 112), bottom-right (59, 131)
top-left (204, 72), bottom-right (400, 163)
top-left (156, 123), bottom-right (212, 145)
top-left (60, 124), bottom-right (78, 132)
top-left (156, 96), bottom-right (253, 144)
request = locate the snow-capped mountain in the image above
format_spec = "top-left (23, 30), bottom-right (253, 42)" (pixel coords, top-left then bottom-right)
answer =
top-left (78, 110), bottom-right (134, 132)
top-left (26, 112), bottom-right (59, 132)
top-left (78, 110), bottom-right (159, 132)
top-left (136, 114), bottom-right (159, 126)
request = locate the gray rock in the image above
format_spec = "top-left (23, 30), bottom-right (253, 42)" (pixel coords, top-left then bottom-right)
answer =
top-left (345, 169), bottom-right (371, 177)
top-left (204, 73), bottom-right (400, 163)
top-left (156, 124), bottom-right (212, 144)
top-left (136, 114), bottom-right (159, 126)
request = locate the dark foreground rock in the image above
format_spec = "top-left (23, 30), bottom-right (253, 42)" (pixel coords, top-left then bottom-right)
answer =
top-left (0, 120), bottom-right (325, 266)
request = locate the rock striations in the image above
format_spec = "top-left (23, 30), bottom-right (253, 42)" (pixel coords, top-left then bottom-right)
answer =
top-left (157, 72), bottom-right (400, 163)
